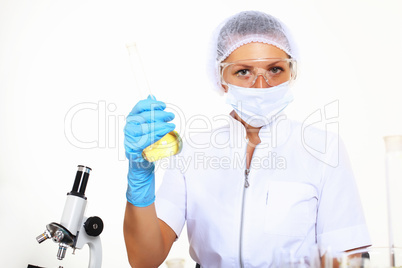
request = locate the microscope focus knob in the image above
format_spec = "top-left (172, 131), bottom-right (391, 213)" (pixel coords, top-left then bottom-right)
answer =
top-left (84, 216), bottom-right (104, 237)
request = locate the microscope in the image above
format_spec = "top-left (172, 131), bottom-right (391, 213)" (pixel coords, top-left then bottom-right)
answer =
top-left (32, 165), bottom-right (103, 268)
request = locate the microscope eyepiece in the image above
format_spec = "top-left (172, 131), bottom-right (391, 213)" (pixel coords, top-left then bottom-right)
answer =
top-left (70, 165), bottom-right (91, 198)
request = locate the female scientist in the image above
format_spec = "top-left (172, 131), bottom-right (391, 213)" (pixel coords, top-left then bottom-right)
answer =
top-left (123, 10), bottom-right (371, 267)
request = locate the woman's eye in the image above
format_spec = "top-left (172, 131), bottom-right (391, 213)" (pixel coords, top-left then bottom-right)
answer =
top-left (235, 69), bottom-right (250, 76)
top-left (270, 67), bottom-right (283, 74)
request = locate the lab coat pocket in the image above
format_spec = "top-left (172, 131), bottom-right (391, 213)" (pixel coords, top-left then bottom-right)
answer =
top-left (264, 181), bottom-right (317, 237)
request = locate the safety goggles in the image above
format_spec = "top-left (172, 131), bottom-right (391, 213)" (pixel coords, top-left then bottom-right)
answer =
top-left (220, 58), bottom-right (297, 88)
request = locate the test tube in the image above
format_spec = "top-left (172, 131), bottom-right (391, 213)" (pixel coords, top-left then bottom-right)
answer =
top-left (124, 42), bottom-right (183, 162)
top-left (384, 135), bottom-right (402, 267)
top-left (126, 42), bottom-right (154, 100)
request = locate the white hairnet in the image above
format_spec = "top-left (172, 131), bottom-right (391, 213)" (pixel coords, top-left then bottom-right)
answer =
top-left (208, 10), bottom-right (298, 94)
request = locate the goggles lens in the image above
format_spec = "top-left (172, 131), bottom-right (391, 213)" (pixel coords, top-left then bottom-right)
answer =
top-left (220, 58), bottom-right (296, 87)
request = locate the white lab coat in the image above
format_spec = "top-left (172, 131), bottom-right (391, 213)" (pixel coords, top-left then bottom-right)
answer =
top-left (155, 113), bottom-right (371, 268)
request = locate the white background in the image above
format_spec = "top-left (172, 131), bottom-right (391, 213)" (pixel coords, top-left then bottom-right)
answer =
top-left (1, 0), bottom-right (402, 267)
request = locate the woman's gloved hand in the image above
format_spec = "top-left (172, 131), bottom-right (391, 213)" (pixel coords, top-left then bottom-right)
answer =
top-left (124, 95), bottom-right (175, 207)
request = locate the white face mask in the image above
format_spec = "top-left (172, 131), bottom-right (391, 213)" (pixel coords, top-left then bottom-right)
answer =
top-left (225, 82), bottom-right (294, 127)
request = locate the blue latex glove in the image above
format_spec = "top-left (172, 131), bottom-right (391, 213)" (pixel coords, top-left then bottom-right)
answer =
top-left (124, 95), bottom-right (175, 207)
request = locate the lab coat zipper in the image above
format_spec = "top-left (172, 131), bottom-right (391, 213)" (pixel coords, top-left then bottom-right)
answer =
top-left (239, 145), bottom-right (250, 268)
top-left (244, 169), bottom-right (250, 188)
top-left (239, 168), bottom-right (250, 268)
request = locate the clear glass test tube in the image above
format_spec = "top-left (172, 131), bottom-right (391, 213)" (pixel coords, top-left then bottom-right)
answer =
top-left (125, 42), bottom-right (182, 162)
top-left (126, 42), bottom-right (153, 100)
top-left (384, 135), bottom-right (402, 267)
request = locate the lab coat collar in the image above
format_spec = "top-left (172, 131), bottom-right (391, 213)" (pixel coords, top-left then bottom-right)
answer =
top-left (228, 110), bottom-right (291, 149)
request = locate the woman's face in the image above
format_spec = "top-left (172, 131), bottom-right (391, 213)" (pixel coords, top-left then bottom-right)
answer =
top-left (222, 42), bottom-right (289, 90)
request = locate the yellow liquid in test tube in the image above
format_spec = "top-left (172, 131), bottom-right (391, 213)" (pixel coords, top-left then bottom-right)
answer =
top-left (142, 130), bottom-right (182, 162)
top-left (126, 43), bottom-right (183, 162)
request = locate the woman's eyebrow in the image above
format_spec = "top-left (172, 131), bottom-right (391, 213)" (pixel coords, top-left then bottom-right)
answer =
top-left (265, 60), bottom-right (283, 67)
top-left (234, 60), bottom-right (286, 69)
top-left (233, 63), bottom-right (254, 68)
